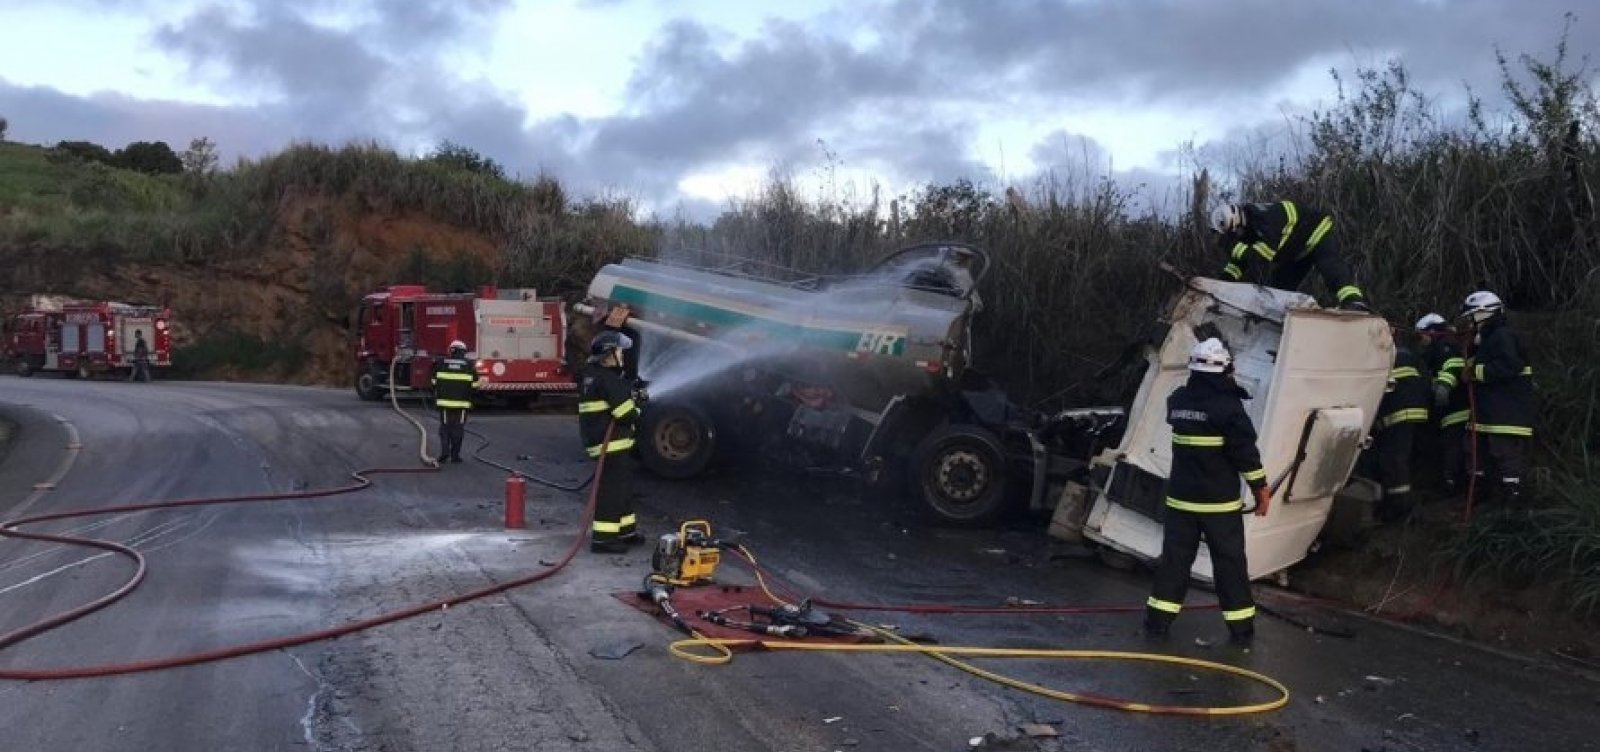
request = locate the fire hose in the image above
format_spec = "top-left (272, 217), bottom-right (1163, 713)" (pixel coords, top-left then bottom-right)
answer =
top-left (0, 390), bottom-right (616, 680)
top-left (658, 543), bottom-right (1290, 716)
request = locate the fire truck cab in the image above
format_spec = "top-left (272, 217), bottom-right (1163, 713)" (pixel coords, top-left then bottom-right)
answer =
top-left (353, 285), bottom-right (576, 403)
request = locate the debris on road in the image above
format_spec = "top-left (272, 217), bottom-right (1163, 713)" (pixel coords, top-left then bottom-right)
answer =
top-left (1364, 675), bottom-right (1397, 689)
top-left (1003, 596), bottom-right (1044, 607)
top-left (1020, 723), bottom-right (1059, 737)
top-left (823, 716), bottom-right (843, 724)
top-left (588, 640), bottom-right (643, 660)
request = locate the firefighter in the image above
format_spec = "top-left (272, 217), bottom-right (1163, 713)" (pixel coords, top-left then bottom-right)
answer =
top-left (1416, 313), bottom-right (1468, 492)
top-left (431, 340), bottom-right (478, 464)
top-left (1370, 326), bottom-right (1431, 523)
top-left (580, 330), bottom-right (645, 554)
top-left (1144, 338), bottom-right (1270, 646)
top-left (1212, 201), bottom-right (1370, 311)
top-left (128, 329), bottom-right (152, 382)
top-left (1458, 291), bottom-right (1536, 505)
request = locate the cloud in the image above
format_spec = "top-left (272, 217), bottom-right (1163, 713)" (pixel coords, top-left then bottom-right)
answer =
top-left (5, 0), bottom-right (1600, 219)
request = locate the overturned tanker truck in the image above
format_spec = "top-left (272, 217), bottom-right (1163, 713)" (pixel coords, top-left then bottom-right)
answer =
top-left (573, 243), bottom-right (1391, 577)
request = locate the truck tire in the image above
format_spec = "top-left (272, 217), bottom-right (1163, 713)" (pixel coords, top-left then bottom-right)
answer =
top-left (911, 424), bottom-right (1009, 525)
top-left (355, 368), bottom-right (386, 401)
top-left (16, 360), bottom-right (32, 377)
top-left (637, 403), bottom-right (717, 479)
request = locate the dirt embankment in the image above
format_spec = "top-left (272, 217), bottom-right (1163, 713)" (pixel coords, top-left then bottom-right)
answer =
top-left (2, 197), bottom-right (502, 385)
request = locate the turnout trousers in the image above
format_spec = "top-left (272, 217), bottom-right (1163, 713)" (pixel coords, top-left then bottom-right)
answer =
top-left (1267, 234), bottom-right (1364, 306)
top-left (438, 408), bottom-right (467, 461)
top-left (592, 451), bottom-right (637, 543)
top-left (1146, 508), bottom-right (1256, 637)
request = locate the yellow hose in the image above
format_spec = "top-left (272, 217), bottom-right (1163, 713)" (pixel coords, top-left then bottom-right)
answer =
top-left (664, 545), bottom-right (1289, 716)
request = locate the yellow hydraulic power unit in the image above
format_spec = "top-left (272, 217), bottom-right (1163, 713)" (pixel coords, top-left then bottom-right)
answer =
top-left (651, 520), bottom-right (721, 586)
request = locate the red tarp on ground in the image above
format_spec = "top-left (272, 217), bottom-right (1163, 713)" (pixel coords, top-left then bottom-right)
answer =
top-left (612, 584), bottom-right (874, 647)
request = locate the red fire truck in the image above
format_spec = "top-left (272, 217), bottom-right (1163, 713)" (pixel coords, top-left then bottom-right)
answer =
top-left (352, 285), bottom-right (576, 403)
top-left (4, 300), bottom-right (173, 379)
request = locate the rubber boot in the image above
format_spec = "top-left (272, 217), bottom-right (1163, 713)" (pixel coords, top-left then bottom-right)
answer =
top-left (590, 538), bottom-right (629, 555)
top-left (1141, 609), bottom-right (1173, 640)
top-left (1228, 622), bottom-right (1256, 647)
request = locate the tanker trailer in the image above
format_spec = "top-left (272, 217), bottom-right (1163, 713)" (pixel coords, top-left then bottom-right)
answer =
top-left (572, 242), bottom-right (1116, 524)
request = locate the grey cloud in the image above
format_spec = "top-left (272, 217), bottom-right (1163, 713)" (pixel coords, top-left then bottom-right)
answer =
top-left (0, 79), bottom-right (286, 157)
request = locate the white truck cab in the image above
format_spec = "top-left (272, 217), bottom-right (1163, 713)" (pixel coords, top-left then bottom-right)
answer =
top-left (1078, 278), bottom-right (1393, 580)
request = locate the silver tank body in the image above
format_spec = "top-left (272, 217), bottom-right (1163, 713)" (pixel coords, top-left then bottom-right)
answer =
top-left (583, 251), bottom-right (980, 412)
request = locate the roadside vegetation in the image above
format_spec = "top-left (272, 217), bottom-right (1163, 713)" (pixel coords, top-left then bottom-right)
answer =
top-left (0, 37), bottom-right (1594, 620)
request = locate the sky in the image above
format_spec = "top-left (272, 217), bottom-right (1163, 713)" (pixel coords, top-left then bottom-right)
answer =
top-left (1, 0), bottom-right (1596, 219)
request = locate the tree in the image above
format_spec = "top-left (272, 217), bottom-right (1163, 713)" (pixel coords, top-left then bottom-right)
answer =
top-left (53, 140), bottom-right (115, 165)
top-left (113, 140), bottom-right (183, 175)
top-left (426, 140), bottom-right (505, 179)
top-left (181, 137), bottom-right (219, 176)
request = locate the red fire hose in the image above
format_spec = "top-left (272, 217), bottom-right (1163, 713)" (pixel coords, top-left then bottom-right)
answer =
top-left (0, 425), bottom-right (614, 681)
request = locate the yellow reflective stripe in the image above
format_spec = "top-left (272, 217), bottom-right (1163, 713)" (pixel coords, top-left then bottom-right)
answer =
top-left (586, 437), bottom-right (636, 457)
top-left (1474, 364), bottom-right (1485, 381)
top-left (1520, 366), bottom-right (1533, 376)
top-left (1442, 357), bottom-right (1465, 369)
top-left (1336, 285), bottom-right (1363, 302)
top-left (1390, 367), bottom-right (1420, 379)
top-left (1306, 216), bottom-right (1334, 251)
top-left (1223, 606), bottom-right (1257, 621)
top-left (1242, 468), bottom-right (1266, 482)
top-left (1278, 201), bottom-right (1298, 253)
top-left (619, 514), bottom-right (637, 526)
top-left (1440, 410), bottom-right (1470, 428)
top-left (435, 372), bottom-right (475, 381)
top-left (1172, 434), bottom-right (1225, 447)
top-left (1223, 263), bottom-right (1242, 280)
top-left (1252, 241), bottom-right (1276, 261)
top-left (1436, 372), bottom-right (1458, 388)
top-left (1146, 597), bottom-right (1182, 614)
top-left (611, 398), bottom-right (637, 418)
top-left (1382, 408), bottom-right (1429, 427)
top-left (579, 401), bottom-right (610, 413)
top-left (436, 399), bottom-right (472, 408)
top-left (1230, 242), bottom-right (1249, 261)
top-left (1166, 498), bottom-right (1243, 513)
top-left (592, 520), bottom-right (623, 533)
top-left (1470, 424), bottom-right (1533, 437)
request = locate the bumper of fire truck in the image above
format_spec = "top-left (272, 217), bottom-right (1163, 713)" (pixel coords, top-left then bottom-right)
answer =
top-left (473, 359), bottom-right (576, 393)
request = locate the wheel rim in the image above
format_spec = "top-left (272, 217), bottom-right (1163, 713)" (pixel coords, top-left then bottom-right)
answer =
top-left (654, 416), bottom-right (702, 462)
top-left (931, 445), bottom-right (991, 506)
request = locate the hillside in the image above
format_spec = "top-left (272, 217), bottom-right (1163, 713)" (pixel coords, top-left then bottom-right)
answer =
top-left (0, 140), bottom-right (653, 385)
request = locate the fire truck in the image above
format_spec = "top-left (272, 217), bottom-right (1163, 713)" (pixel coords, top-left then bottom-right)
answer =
top-left (4, 299), bottom-right (173, 379)
top-left (352, 285), bottom-right (576, 403)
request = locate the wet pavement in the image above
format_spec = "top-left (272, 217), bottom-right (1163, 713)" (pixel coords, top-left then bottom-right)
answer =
top-left (0, 378), bottom-right (1596, 751)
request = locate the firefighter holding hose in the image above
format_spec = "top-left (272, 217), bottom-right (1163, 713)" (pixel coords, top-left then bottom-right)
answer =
top-left (1144, 338), bottom-right (1269, 646)
top-left (580, 330), bottom-right (645, 554)
top-left (432, 340), bottom-right (478, 464)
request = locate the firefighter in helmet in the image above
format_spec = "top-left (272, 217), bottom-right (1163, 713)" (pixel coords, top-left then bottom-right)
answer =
top-left (128, 329), bottom-right (152, 382)
top-left (580, 330), bottom-right (645, 554)
top-left (1369, 324), bottom-right (1431, 523)
top-left (1458, 291), bottom-right (1535, 505)
top-left (1212, 201), bottom-right (1370, 311)
top-left (431, 339), bottom-right (478, 464)
top-left (1415, 313), bottom-right (1469, 492)
top-left (1145, 337), bottom-right (1269, 646)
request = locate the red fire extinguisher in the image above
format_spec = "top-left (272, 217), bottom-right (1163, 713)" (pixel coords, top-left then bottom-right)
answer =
top-left (504, 475), bottom-right (526, 529)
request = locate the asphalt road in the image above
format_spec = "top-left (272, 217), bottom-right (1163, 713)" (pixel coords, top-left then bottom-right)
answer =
top-left (1, 377), bottom-right (1596, 752)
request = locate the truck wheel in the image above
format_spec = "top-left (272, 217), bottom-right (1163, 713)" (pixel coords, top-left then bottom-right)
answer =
top-left (16, 360), bottom-right (32, 377)
top-left (911, 424), bottom-right (1009, 525)
top-left (638, 403), bottom-right (717, 479)
top-left (76, 364), bottom-right (92, 380)
top-left (355, 369), bottom-right (385, 401)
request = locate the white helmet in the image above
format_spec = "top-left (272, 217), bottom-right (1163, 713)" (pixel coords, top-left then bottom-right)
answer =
top-left (1413, 313), bottom-right (1447, 332)
top-left (1458, 291), bottom-right (1503, 324)
top-left (449, 339), bottom-right (467, 353)
top-left (1210, 203), bottom-right (1243, 234)
top-left (1188, 337), bottom-right (1233, 373)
